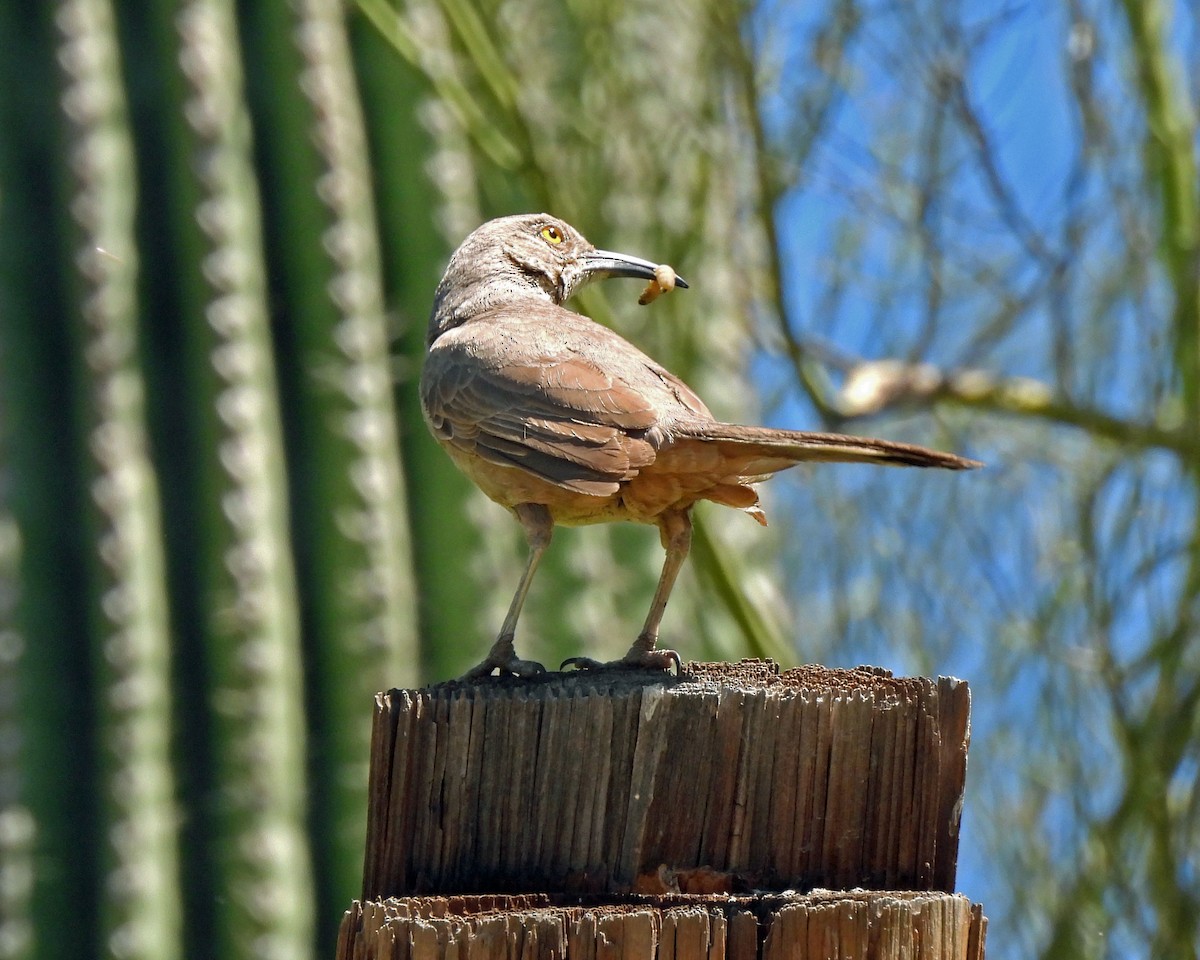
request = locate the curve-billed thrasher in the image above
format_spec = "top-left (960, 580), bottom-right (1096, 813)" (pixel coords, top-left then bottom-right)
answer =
top-left (421, 214), bottom-right (979, 678)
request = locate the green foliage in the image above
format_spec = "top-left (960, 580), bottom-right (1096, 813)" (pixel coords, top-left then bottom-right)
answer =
top-left (59, 1), bottom-right (182, 957)
top-left (1, 0), bottom-right (416, 956)
top-left (1, 1), bottom-right (777, 956)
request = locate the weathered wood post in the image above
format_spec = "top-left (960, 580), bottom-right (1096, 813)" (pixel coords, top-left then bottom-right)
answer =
top-left (336, 660), bottom-right (987, 958)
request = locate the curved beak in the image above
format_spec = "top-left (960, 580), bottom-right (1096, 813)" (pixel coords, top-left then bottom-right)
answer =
top-left (581, 249), bottom-right (689, 288)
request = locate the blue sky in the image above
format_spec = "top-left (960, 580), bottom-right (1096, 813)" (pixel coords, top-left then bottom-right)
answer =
top-left (742, 2), bottom-right (1192, 953)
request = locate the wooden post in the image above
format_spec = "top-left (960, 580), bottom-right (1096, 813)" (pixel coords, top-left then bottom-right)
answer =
top-left (337, 660), bottom-right (987, 958)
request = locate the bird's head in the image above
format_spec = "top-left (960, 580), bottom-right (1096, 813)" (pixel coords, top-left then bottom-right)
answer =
top-left (427, 213), bottom-right (687, 344)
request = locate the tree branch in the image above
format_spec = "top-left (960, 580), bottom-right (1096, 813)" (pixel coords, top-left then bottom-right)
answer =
top-left (833, 356), bottom-right (1197, 457)
top-left (1121, 0), bottom-right (1200, 445)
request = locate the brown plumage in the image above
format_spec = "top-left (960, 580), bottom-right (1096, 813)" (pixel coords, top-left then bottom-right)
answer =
top-left (421, 214), bottom-right (980, 678)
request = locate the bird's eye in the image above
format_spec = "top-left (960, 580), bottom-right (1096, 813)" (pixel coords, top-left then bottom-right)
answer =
top-left (539, 224), bottom-right (564, 245)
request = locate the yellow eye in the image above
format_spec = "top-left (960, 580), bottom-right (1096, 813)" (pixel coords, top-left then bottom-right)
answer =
top-left (539, 224), bottom-right (564, 244)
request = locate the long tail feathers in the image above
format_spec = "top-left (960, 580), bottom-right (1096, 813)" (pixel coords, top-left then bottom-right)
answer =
top-left (679, 423), bottom-right (981, 474)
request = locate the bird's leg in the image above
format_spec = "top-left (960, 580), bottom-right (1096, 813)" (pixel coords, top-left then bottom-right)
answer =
top-left (562, 508), bottom-right (690, 673)
top-left (462, 503), bottom-right (552, 679)
top-left (622, 508), bottom-right (690, 670)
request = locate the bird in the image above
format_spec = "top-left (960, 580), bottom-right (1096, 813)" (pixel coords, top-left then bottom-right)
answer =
top-left (420, 213), bottom-right (980, 678)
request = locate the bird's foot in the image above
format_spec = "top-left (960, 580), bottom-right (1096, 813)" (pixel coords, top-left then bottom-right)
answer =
top-left (461, 649), bottom-right (546, 680)
top-left (462, 655), bottom-right (546, 680)
top-left (560, 647), bottom-right (681, 674)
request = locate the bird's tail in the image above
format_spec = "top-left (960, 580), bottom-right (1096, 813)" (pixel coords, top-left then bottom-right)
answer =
top-left (671, 423), bottom-right (981, 476)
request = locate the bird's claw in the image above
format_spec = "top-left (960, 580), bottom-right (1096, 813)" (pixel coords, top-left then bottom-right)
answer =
top-left (462, 655), bottom-right (547, 680)
top-left (560, 648), bottom-right (682, 674)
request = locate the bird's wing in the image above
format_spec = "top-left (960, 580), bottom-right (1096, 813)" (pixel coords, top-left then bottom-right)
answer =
top-left (422, 340), bottom-right (663, 495)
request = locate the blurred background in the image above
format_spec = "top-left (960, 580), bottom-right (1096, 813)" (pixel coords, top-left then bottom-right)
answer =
top-left (1, 0), bottom-right (1196, 958)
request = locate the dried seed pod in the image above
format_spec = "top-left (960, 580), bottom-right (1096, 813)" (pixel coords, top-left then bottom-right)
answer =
top-left (638, 264), bottom-right (677, 305)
